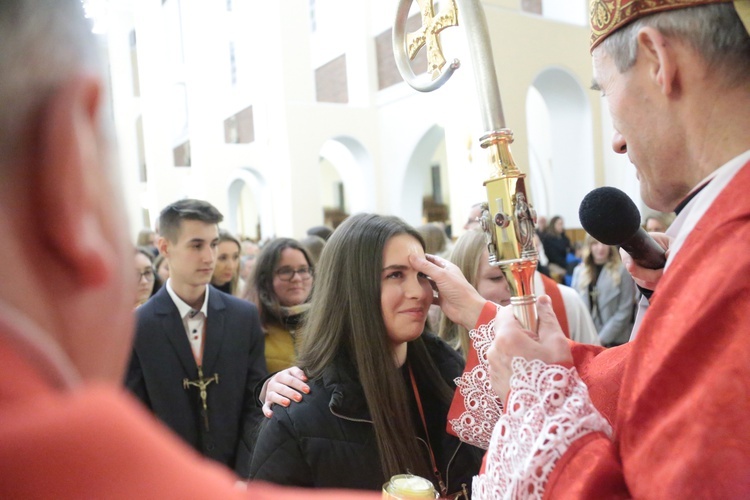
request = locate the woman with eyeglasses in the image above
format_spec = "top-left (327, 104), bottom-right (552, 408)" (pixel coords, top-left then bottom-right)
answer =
top-left (248, 214), bottom-right (482, 495)
top-left (243, 238), bottom-right (314, 373)
top-left (134, 246), bottom-right (161, 309)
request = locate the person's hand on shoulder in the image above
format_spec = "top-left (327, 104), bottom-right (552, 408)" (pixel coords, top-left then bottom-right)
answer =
top-left (259, 366), bottom-right (310, 418)
top-left (409, 253), bottom-right (487, 330)
top-left (619, 232), bottom-right (671, 291)
top-left (487, 295), bottom-right (572, 401)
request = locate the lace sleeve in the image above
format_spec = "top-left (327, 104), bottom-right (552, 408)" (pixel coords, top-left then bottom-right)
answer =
top-left (448, 313), bottom-right (504, 449)
top-left (473, 357), bottom-right (612, 499)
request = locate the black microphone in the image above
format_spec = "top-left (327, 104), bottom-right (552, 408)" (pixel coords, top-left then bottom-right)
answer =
top-left (579, 186), bottom-right (667, 270)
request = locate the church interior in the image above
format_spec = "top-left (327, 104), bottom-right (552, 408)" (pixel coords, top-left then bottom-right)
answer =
top-left (91, 0), bottom-right (649, 243)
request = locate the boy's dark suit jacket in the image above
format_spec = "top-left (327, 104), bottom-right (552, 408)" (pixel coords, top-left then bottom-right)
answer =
top-left (126, 285), bottom-right (267, 477)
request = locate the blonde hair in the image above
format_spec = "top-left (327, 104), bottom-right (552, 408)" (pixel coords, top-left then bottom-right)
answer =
top-left (437, 229), bottom-right (486, 358)
top-left (575, 235), bottom-right (622, 290)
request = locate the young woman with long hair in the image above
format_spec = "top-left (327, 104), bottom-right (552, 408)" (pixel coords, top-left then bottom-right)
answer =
top-left (249, 213), bottom-right (482, 495)
top-left (243, 238), bottom-right (314, 373)
top-left (571, 235), bottom-right (636, 347)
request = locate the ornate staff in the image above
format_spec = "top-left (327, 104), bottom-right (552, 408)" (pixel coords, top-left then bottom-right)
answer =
top-left (393, 0), bottom-right (538, 332)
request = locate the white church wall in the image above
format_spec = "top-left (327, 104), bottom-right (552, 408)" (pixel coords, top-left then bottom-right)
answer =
top-left (107, 0), bottom-right (619, 243)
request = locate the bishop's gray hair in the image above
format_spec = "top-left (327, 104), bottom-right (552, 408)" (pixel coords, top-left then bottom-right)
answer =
top-left (599, 3), bottom-right (750, 87)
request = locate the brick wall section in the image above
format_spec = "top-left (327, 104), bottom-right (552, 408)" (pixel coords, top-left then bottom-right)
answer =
top-left (224, 106), bottom-right (254, 143)
top-left (521, 0), bottom-right (542, 15)
top-left (376, 13), bottom-right (430, 90)
top-left (315, 54), bottom-right (349, 103)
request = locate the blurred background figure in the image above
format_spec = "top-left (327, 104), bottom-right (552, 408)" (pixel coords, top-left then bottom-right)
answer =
top-left (137, 228), bottom-right (159, 258)
top-left (211, 229), bottom-right (242, 296)
top-left (240, 254), bottom-right (256, 283)
top-left (245, 238), bottom-right (314, 373)
top-left (135, 247), bottom-right (160, 309)
top-left (571, 236), bottom-right (636, 347)
top-left (154, 253), bottom-right (169, 284)
top-left (643, 213), bottom-right (671, 233)
top-left (540, 215), bottom-right (573, 284)
top-left (535, 215), bottom-right (548, 236)
top-left (241, 238), bottom-right (260, 258)
top-left (299, 235), bottom-right (326, 266)
top-left (463, 203), bottom-right (483, 231)
top-left (306, 225), bottom-right (333, 242)
top-left (240, 238), bottom-right (261, 284)
top-left (417, 222), bottom-right (452, 259)
top-left (533, 233), bottom-right (550, 277)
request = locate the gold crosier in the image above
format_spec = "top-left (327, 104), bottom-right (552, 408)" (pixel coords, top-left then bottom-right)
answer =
top-left (393, 0), bottom-right (539, 332)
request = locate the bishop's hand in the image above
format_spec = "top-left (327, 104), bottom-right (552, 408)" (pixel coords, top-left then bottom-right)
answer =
top-left (408, 253), bottom-right (487, 330)
top-left (488, 295), bottom-right (572, 401)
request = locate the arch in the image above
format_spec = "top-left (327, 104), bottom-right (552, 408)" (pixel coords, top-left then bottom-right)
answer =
top-left (226, 167), bottom-right (273, 240)
top-left (400, 124), bottom-right (446, 226)
top-left (526, 67), bottom-right (594, 227)
top-left (318, 135), bottom-right (376, 215)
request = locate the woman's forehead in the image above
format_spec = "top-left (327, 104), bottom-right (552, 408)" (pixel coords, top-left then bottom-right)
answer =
top-left (383, 234), bottom-right (425, 261)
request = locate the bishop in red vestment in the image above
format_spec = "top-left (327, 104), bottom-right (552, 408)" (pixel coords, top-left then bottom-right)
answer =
top-left (417, 1), bottom-right (750, 498)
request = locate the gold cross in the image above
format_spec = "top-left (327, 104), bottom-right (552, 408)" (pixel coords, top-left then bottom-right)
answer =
top-left (183, 366), bottom-right (219, 431)
top-left (406, 0), bottom-right (459, 80)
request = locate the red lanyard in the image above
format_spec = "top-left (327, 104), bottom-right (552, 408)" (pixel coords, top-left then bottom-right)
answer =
top-left (408, 365), bottom-right (447, 498)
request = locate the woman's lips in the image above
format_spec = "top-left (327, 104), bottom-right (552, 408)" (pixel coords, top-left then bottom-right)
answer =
top-left (400, 307), bottom-right (426, 317)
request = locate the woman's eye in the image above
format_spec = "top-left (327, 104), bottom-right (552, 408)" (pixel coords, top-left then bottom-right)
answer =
top-left (386, 271), bottom-right (403, 279)
top-left (417, 272), bottom-right (429, 280)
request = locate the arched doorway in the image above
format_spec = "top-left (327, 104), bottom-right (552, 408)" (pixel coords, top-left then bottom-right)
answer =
top-left (226, 167), bottom-right (272, 241)
top-left (400, 124), bottom-right (449, 229)
top-left (526, 67), bottom-right (594, 228)
top-left (318, 136), bottom-right (375, 227)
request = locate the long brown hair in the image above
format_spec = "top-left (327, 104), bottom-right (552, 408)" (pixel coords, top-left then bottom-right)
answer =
top-left (297, 213), bottom-right (453, 482)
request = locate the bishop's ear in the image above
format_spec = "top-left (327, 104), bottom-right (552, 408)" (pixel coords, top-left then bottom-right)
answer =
top-left (35, 75), bottom-right (113, 288)
top-left (636, 26), bottom-right (678, 97)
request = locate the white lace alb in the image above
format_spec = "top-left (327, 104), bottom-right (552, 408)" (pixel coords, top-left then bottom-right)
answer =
top-left (449, 313), bottom-right (504, 450)
top-left (472, 357), bottom-right (612, 500)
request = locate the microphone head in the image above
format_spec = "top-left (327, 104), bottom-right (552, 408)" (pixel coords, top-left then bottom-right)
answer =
top-left (579, 186), bottom-right (641, 245)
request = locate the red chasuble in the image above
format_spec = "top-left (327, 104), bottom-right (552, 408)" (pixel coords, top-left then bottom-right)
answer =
top-left (450, 160), bottom-right (750, 498)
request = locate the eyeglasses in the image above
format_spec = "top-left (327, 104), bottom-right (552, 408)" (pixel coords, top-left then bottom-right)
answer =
top-left (137, 268), bottom-right (155, 283)
top-left (274, 266), bottom-right (313, 282)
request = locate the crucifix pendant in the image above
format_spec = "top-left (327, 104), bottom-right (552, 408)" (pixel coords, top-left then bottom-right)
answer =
top-left (183, 365), bottom-right (219, 431)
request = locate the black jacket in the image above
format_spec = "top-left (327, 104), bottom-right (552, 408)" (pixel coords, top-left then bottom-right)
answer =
top-left (249, 333), bottom-right (483, 496)
top-left (126, 286), bottom-right (267, 477)
top-left (542, 232), bottom-right (572, 270)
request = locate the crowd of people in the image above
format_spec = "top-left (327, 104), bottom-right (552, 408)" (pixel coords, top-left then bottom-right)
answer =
top-left (2, 0), bottom-right (748, 498)
top-left (124, 196), bottom-right (650, 491)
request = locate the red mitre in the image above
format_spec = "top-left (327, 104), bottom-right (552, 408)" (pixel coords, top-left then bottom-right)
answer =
top-left (589, 0), bottom-right (733, 50)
